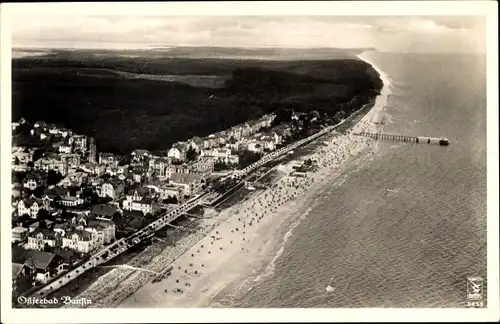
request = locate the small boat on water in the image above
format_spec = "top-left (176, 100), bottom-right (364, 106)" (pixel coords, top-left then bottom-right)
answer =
top-left (326, 285), bottom-right (335, 293)
top-left (326, 277), bottom-right (335, 292)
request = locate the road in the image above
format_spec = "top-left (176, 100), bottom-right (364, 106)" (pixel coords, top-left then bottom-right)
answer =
top-left (29, 121), bottom-right (340, 298)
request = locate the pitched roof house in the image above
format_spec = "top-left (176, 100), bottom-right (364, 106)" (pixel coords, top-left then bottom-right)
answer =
top-left (24, 250), bottom-right (64, 283)
top-left (90, 204), bottom-right (122, 219)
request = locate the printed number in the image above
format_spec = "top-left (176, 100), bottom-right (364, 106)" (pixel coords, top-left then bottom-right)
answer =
top-left (467, 301), bottom-right (484, 307)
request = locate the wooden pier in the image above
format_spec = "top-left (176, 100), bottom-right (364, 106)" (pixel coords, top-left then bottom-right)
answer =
top-left (354, 132), bottom-right (449, 146)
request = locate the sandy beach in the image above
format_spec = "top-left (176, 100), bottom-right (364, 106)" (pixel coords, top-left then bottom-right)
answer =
top-left (62, 56), bottom-right (392, 309)
top-left (116, 57), bottom-right (392, 308)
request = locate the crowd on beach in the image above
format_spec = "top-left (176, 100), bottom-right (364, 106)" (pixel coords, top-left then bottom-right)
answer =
top-left (104, 113), bottom-right (382, 308)
top-left (62, 97), bottom-right (386, 308)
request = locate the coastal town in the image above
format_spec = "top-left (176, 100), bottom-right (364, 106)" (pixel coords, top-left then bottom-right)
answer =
top-left (10, 110), bottom-right (332, 302)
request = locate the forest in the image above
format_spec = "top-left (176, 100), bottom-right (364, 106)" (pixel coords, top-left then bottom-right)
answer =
top-left (12, 49), bottom-right (382, 154)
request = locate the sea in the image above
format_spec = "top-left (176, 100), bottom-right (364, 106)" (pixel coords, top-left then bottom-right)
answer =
top-left (234, 52), bottom-right (487, 308)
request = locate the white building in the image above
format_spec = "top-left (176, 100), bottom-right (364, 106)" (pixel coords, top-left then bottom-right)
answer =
top-left (168, 173), bottom-right (205, 197)
top-left (58, 144), bottom-right (73, 153)
top-left (18, 198), bottom-right (45, 218)
top-left (62, 230), bottom-right (96, 254)
top-left (85, 218), bottom-right (116, 244)
top-left (59, 196), bottom-right (84, 207)
top-left (98, 180), bottom-right (124, 200)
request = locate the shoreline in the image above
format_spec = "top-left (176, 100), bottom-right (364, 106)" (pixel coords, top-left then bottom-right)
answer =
top-left (62, 54), bottom-right (392, 308)
top-left (115, 55), bottom-right (392, 308)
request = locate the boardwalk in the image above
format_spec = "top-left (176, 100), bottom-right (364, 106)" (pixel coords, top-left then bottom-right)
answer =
top-left (28, 120), bottom-right (339, 299)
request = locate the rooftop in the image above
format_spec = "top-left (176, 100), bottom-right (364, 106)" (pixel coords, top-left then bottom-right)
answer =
top-left (25, 250), bottom-right (57, 271)
top-left (169, 172), bottom-right (205, 184)
top-left (90, 204), bottom-right (120, 217)
top-left (12, 263), bottom-right (24, 278)
top-left (12, 226), bottom-right (28, 234)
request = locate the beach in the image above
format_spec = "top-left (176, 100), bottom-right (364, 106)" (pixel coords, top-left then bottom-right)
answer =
top-left (63, 56), bottom-right (391, 309)
top-left (117, 57), bottom-right (391, 308)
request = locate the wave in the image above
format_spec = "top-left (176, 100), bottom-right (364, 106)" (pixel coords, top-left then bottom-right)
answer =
top-left (253, 204), bottom-right (316, 283)
top-left (227, 55), bottom-right (396, 307)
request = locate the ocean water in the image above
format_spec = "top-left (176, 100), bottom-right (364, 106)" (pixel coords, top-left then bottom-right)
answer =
top-left (235, 52), bottom-right (487, 308)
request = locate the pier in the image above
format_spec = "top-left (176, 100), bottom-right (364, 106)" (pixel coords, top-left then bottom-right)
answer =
top-left (354, 132), bottom-right (449, 146)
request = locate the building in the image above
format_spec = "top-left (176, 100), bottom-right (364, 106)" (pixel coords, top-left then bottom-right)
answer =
top-left (67, 171), bottom-right (89, 187)
top-left (34, 121), bottom-right (49, 130)
top-left (168, 172), bottom-right (206, 197)
top-left (12, 262), bottom-right (33, 292)
top-left (24, 251), bottom-right (64, 283)
top-left (62, 229), bottom-right (96, 253)
top-left (225, 136), bottom-right (240, 151)
top-left (228, 155), bottom-right (240, 165)
top-left (98, 179), bottom-right (124, 200)
top-left (241, 123), bottom-right (252, 137)
top-left (12, 146), bottom-right (33, 164)
top-left (122, 188), bottom-right (160, 214)
top-left (168, 142), bottom-right (187, 161)
top-left (57, 128), bottom-right (73, 138)
top-left (99, 153), bottom-right (118, 166)
top-left (27, 228), bottom-right (61, 250)
top-left (12, 226), bottom-right (29, 243)
top-left (90, 204), bottom-right (122, 219)
top-left (86, 218), bottom-right (116, 244)
top-left (159, 184), bottom-right (184, 201)
top-left (247, 141), bottom-right (264, 154)
top-left (149, 158), bottom-right (168, 178)
top-left (23, 172), bottom-right (46, 191)
top-left (127, 198), bottom-right (159, 215)
top-left (18, 198), bottom-right (45, 218)
top-left (202, 136), bottom-right (217, 150)
top-left (59, 195), bottom-right (84, 208)
top-left (34, 156), bottom-right (68, 176)
top-left (167, 164), bottom-right (190, 175)
top-left (203, 148), bottom-right (231, 163)
top-left (58, 143), bottom-right (73, 153)
top-left (274, 124), bottom-right (292, 139)
top-left (131, 149), bottom-right (150, 164)
top-left (88, 137), bottom-right (96, 163)
top-left (72, 134), bottom-right (88, 152)
top-left (186, 138), bottom-right (202, 153)
top-left (188, 157), bottom-right (215, 175)
top-left (57, 176), bottom-right (78, 188)
top-left (60, 153), bottom-right (81, 168)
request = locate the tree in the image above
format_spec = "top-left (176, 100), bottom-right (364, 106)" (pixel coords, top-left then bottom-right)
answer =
top-left (69, 186), bottom-right (79, 196)
top-left (214, 161), bottom-right (229, 171)
top-left (36, 209), bottom-right (50, 221)
top-left (185, 146), bottom-right (199, 162)
top-left (163, 195), bottom-right (178, 204)
top-left (271, 107), bottom-right (293, 126)
top-left (43, 243), bottom-right (51, 252)
top-left (32, 186), bottom-right (46, 198)
top-left (32, 149), bottom-right (45, 162)
top-left (12, 245), bottom-right (30, 263)
top-left (47, 170), bottom-right (63, 186)
top-left (237, 150), bottom-right (263, 169)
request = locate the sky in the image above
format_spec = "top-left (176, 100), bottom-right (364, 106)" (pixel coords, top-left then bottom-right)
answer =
top-left (9, 11), bottom-right (486, 53)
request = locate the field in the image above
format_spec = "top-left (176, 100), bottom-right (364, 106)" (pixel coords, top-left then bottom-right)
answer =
top-left (12, 47), bottom-right (382, 154)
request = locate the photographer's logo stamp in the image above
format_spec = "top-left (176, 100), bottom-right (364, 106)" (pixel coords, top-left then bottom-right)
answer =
top-left (467, 276), bottom-right (483, 300)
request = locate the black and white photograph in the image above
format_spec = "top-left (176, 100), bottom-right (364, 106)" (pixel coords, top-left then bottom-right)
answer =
top-left (1, 1), bottom-right (498, 323)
